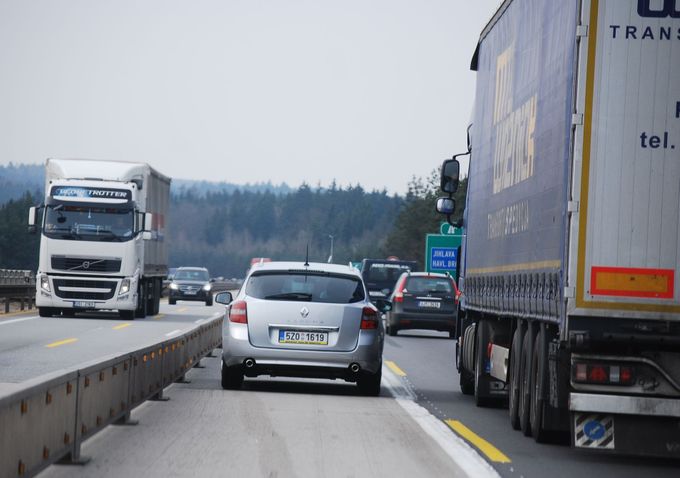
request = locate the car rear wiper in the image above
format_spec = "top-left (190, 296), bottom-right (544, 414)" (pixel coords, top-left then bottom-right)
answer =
top-left (264, 292), bottom-right (313, 301)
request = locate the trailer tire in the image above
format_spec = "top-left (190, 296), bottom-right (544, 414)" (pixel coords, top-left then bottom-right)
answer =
top-left (508, 326), bottom-right (522, 430)
top-left (474, 319), bottom-right (490, 407)
top-left (519, 327), bottom-right (533, 436)
top-left (530, 328), bottom-right (549, 442)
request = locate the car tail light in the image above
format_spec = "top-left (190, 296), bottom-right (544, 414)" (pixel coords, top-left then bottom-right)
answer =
top-left (360, 306), bottom-right (379, 329)
top-left (573, 362), bottom-right (634, 385)
top-left (393, 276), bottom-right (407, 303)
top-left (229, 300), bottom-right (248, 323)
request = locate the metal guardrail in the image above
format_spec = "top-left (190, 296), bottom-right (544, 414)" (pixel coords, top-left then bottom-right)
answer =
top-left (0, 315), bottom-right (223, 478)
top-left (0, 270), bottom-right (36, 313)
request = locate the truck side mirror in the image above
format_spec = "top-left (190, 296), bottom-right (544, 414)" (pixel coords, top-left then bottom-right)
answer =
top-left (28, 207), bottom-right (37, 234)
top-left (435, 197), bottom-right (456, 215)
top-left (441, 159), bottom-right (460, 194)
top-left (144, 212), bottom-right (153, 232)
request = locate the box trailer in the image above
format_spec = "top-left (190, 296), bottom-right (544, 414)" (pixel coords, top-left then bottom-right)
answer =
top-left (443, 0), bottom-right (680, 457)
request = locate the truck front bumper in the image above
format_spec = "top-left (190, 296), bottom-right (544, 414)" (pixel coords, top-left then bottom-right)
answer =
top-left (36, 275), bottom-right (137, 311)
top-left (569, 392), bottom-right (680, 458)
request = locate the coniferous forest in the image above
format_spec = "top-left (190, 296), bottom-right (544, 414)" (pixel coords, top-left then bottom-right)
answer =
top-left (0, 164), bottom-right (466, 277)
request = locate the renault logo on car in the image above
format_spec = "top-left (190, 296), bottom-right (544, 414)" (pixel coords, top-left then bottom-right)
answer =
top-left (300, 306), bottom-right (310, 318)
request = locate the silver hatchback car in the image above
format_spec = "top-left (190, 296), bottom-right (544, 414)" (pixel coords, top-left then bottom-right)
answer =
top-left (215, 261), bottom-right (387, 395)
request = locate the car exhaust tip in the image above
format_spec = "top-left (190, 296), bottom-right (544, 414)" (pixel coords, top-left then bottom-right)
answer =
top-left (244, 358), bottom-right (256, 368)
top-left (349, 363), bottom-right (361, 373)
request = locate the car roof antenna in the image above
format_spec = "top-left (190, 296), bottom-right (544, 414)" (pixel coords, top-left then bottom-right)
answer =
top-left (304, 243), bottom-right (310, 267)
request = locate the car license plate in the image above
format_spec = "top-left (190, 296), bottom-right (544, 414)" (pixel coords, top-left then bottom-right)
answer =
top-left (184, 290), bottom-right (197, 295)
top-left (418, 301), bottom-right (441, 309)
top-left (73, 301), bottom-right (95, 308)
top-left (278, 330), bottom-right (329, 345)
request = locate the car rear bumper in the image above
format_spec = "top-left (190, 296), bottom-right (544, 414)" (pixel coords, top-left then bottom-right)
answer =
top-left (222, 324), bottom-right (384, 377)
top-left (388, 312), bottom-right (456, 332)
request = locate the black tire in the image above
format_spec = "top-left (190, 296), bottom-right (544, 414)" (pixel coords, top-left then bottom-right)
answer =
top-left (357, 367), bottom-right (382, 396)
top-left (169, 298), bottom-right (176, 305)
top-left (38, 307), bottom-right (53, 318)
top-left (448, 329), bottom-right (456, 339)
top-left (221, 361), bottom-right (244, 390)
top-left (135, 281), bottom-right (148, 318)
top-left (519, 327), bottom-right (533, 436)
top-left (508, 326), bottom-right (522, 430)
top-left (474, 319), bottom-right (490, 407)
top-left (62, 309), bottom-right (76, 318)
top-left (120, 309), bottom-right (135, 320)
top-left (530, 329), bottom-right (549, 442)
top-left (387, 325), bottom-right (398, 337)
top-left (206, 297), bottom-right (213, 306)
top-left (456, 338), bottom-right (475, 395)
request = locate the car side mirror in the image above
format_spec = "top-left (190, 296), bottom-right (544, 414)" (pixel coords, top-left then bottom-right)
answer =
top-left (440, 159), bottom-right (460, 194)
top-left (215, 291), bottom-right (233, 305)
top-left (374, 299), bottom-right (392, 313)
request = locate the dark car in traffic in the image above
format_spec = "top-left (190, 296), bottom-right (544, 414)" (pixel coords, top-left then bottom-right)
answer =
top-left (360, 258), bottom-right (418, 302)
top-left (168, 267), bottom-right (214, 306)
top-left (385, 271), bottom-right (459, 337)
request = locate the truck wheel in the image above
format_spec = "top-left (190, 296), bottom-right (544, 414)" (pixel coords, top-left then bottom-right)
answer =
top-left (530, 329), bottom-right (549, 442)
top-left (456, 336), bottom-right (474, 395)
top-left (519, 327), bottom-right (533, 436)
top-left (119, 310), bottom-right (134, 320)
top-left (221, 361), bottom-right (243, 390)
top-left (135, 281), bottom-right (148, 318)
top-left (474, 319), bottom-right (490, 407)
top-left (38, 307), bottom-right (53, 318)
top-left (508, 327), bottom-right (522, 430)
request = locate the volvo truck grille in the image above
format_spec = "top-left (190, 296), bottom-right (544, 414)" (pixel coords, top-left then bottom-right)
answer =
top-left (53, 279), bottom-right (117, 300)
top-left (51, 256), bottom-right (122, 273)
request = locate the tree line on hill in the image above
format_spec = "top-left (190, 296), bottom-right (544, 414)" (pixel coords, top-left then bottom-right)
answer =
top-left (0, 168), bottom-right (466, 277)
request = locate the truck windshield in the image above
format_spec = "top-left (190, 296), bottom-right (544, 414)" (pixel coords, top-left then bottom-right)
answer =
top-left (43, 204), bottom-right (134, 242)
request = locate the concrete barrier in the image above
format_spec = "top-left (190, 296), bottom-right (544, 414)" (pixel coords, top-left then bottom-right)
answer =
top-left (0, 270), bottom-right (35, 313)
top-left (0, 314), bottom-right (223, 478)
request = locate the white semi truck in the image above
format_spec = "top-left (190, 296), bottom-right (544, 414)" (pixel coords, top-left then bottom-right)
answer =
top-left (28, 158), bottom-right (170, 319)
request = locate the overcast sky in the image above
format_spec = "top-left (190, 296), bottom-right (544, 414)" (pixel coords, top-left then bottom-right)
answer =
top-left (0, 0), bottom-right (499, 194)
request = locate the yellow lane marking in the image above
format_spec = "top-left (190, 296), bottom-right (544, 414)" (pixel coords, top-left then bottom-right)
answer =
top-left (177, 307), bottom-right (188, 313)
top-left (46, 338), bottom-right (78, 348)
top-left (113, 323), bottom-right (132, 330)
top-left (153, 313), bottom-right (166, 320)
top-left (445, 420), bottom-right (511, 463)
top-left (385, 360), bottom-right (407, 377)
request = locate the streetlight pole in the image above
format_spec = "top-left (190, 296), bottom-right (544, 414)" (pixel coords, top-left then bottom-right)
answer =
top-left (327, 235), bottom-right (334, 263)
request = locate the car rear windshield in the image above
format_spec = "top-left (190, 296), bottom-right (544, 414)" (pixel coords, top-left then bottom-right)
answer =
top-left (246, 272), bottom-right (365, 304)
top-left (405, 277), bottom-right (453, 295)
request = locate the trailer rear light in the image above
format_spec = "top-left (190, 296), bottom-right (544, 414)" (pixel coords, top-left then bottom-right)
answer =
top-left (573, 362), bottom-right (634, 386)
top-left (229, 300), bottom-right (248, 323)
top-left (360, 306), bottom-right (379, 329)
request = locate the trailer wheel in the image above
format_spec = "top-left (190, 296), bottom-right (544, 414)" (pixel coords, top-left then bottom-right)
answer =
top-left (530, 328), bottom-right (549, 442)
top-left (474, 319), bottom-right (490, 407)
top-left (519, 327), bottom-right (533, 436)
top-left (508, 326), bottom-right (522, 430)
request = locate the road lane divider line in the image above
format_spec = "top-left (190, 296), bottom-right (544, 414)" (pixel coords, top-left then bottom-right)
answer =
top-left (165, 329), bottom-right (182, 337)
top-left (382, 365), bottom-right (500, 478)
top-left (445, 420), bottom-right (511, 464)
top-left (45, 338), bottom-right (78, 348)
top-left (153, 313), bottom-right (166, 320)
top-left (113, 323), bottom-right (132, 330)
top-left (0, 315), bottom-right (40, 326)
top-left (385, 360), bottom-right (407, 377)
top-left (177, 307), bottom-right (188, 313)
top-left (194, 318), bottom-right (206, 324)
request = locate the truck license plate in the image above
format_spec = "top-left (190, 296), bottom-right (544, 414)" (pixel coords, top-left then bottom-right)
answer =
top-left (278, 330), bottom-right (328, 345)
top-left (73, 301), bottom-right (95, 308)
top-left (418, 301), bottom-right (441, 309)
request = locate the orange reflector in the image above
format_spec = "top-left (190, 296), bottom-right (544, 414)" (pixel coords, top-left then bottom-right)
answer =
top-left (591, 267), bottom-right (674, 299)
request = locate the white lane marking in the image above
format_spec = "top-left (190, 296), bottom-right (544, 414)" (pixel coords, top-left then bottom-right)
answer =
top-left (0, 316), bottom-right (40, 326)
top-left (382, 365), bottom-right (500, 478)
top-left (165, 329), bottom-right (182, 337)
top-left (194, 319), bottom-right (206, 324)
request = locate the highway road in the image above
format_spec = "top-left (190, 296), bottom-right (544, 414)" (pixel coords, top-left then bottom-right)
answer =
top-left (2, 306), bottom-right (678, 477)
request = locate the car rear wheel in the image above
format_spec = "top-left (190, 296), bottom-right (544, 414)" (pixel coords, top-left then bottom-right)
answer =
top-left (206, 297), bottom-right (213, 306)
top-left (221, 361), bottom-right (243, 390)
top-left (357, 367), bottom-right (382, 396)
top-left (169, 298), bottom-right (176, 305)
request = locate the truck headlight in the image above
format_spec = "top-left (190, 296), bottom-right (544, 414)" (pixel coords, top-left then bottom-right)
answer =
top-left (40, 275), bottom-right (51, 292)
top-left (119, 279), bottom-right (131, 295)
top-left (203, 284), bottom-right (212, 291)
top-left (169, 283), bottom-right (178, 290)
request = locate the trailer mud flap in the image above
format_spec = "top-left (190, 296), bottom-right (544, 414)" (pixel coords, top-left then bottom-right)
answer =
top-left (572, 413), bottom-right (680, 458)
top-left (573, 414), bottom-right (614, 449)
